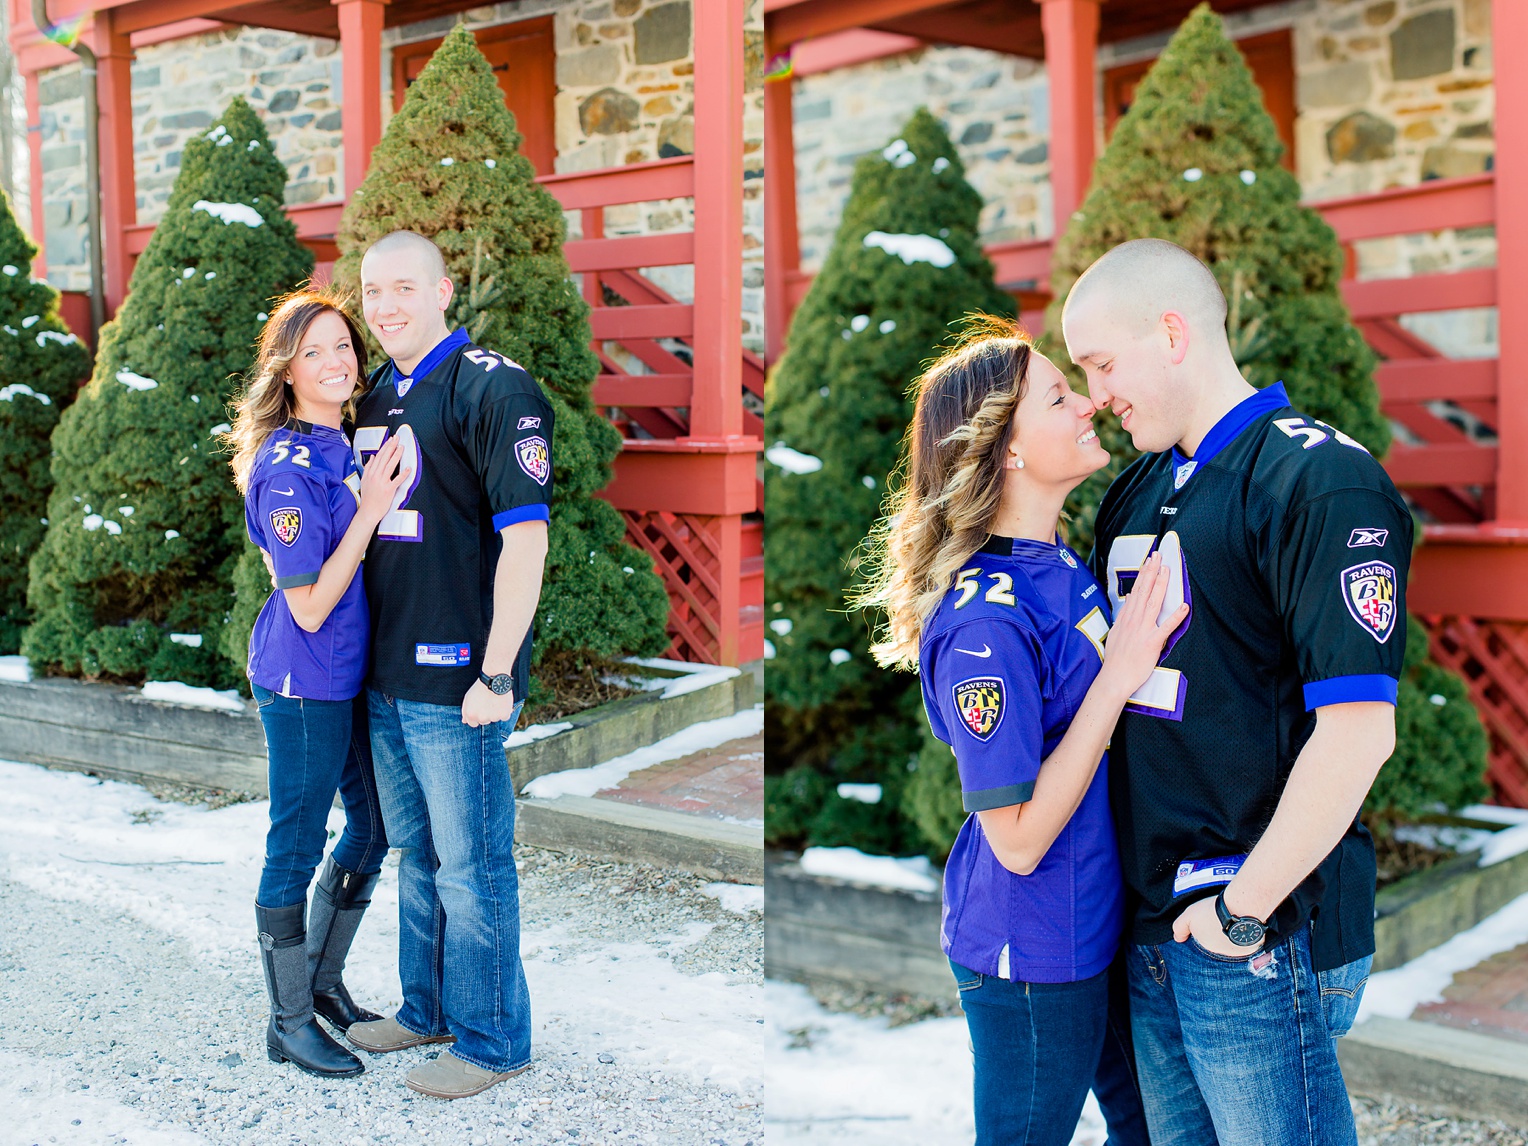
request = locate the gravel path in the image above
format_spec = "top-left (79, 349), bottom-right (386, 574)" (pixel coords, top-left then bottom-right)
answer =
top-left (0, 761), bottom-right (761, 1146)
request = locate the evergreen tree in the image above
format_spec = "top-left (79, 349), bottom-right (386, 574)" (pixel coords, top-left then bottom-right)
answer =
top-left (25, 97), bottom-right (312, 685)
top-left (884, 4), bottom-right (1490, 857)
top-left (0, 196), bottom-right (91, 652)
top-left (329, 22), bottom-right (669, 669)
top-left (764, 108), bottom-right (1012, 852)
top-left (1045, 3), bottom-right (1386, 553)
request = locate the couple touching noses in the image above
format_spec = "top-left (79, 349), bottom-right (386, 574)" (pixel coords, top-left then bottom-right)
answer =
top-left (860, 238), bottom-right (1408, 1146)
top-left (232, 230), bottom-right (552, 1100)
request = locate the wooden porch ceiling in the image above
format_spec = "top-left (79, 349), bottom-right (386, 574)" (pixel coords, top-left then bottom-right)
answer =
top-left (119, 0), bottom-right (495, 39)
top-left (767, 0), bottom-right (1277, 56)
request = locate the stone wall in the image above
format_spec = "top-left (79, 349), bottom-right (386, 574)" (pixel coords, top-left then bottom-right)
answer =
top-left (790, 46), bottom-right (1051, 274)
top-left (34, 0), bottom-right (764, 353)
top-left (788, 0), bottom-right (1495, 306)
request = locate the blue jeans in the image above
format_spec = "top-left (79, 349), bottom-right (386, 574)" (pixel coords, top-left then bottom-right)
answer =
top-left (951, 957), bottom-right (1150, 1146)
top-left (368, 688), bottom-right (531, 1073)
top-left (1128, 925), bottom-right (1372, 1146)
top-left (254, 686), bottom-right (387, 908)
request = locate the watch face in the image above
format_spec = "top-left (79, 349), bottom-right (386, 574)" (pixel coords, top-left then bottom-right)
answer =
top-left (1228, 919), bottom-right (1265, 948)
top-left (487, 674), bottom-right (514, 695)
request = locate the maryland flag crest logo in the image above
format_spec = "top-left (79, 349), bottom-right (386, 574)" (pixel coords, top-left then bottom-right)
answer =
top-left (953, 676), bottom-right (1005, 742)
top-left (516, 436), bottom-right (550, 485)
top-left (270, 506), bottom-right (302, 547)
top-left (1341, 560), bottom-right (1396, 643)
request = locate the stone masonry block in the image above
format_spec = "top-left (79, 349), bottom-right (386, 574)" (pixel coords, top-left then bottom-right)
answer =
top-left (1327, 110), bottom-right (1396, 163)
top-left (38, 70), bottom-right (82, 105)
top-left (634, 2), bottom-right (690, 65)
top-left (1391, 9), bottom-right (1455, 81)
top-left (1298, 61), bottom-right (1373, 108)
top-left (557, 44), bottom-right (622, 88)
top-left (579, 87), bottom-right (640, 135)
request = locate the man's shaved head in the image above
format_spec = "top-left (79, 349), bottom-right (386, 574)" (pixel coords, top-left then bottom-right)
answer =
top-left (362, 230), bottom-right (449, 285)
top-left (1062, 238), bottom-right (1226, 344)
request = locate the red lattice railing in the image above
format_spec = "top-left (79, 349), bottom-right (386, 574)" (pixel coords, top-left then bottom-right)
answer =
top-left (1425, 617), bottom-right (1528, 808)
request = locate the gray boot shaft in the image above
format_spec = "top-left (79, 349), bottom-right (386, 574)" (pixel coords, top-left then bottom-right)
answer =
top-left (256, 901), bottom-right (313, 1036)
top-left (307, 857), bottom-right (380, 993)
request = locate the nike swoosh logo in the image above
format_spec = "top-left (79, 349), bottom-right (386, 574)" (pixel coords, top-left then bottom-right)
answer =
top-left (272, 487), bottom-right (295, 495)
top-left (955, 644), bottom-right (992, 658)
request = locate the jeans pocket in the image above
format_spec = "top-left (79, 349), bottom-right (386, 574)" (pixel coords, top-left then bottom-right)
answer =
top-left (949, 959), bottom-right (984, 993)
top-left (252, 684), bottom-right (277, 710)
top-left (1185, 935), bottom-right (1255, 965)
top-left (1317, 955), bottom-right (1371, 1037)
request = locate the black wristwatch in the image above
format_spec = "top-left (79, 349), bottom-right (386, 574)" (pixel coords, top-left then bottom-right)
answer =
top-left (1215, 891), bottom-right (1267, 948)
top-left (478, 669), bottom-right (514, 696)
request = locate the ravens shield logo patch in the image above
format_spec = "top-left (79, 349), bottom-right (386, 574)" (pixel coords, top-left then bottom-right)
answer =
top-left (953, 676), bottom-right (1005, 741)
top-left (516, 436), bottom-right (550, 485)
top-left (269, 506), bottom-right (302, 547)
top-left (1342, 560), bottom-right (1396, 643)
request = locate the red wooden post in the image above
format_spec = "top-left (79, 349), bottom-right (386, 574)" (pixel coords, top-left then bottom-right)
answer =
top-left (23, 68), bottom-right (45, 278)
top-left (690, 0), bottom-right (744, 439)
top-left (1495, 0), bottom-right (1528, 524)
top-left (89, 10), bottom-right (135, 314)
top-left (763, 49), bottom-right (799, 364)
top-left (334, 0), bottom-right (387, 197)
top-left (1036, 0), bottom-right (1100, 237)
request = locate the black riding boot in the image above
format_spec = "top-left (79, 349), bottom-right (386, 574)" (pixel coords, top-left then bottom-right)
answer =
top-left (256, 901), bottom-right (364, 1078)
top-left (307, 858), bottom-right (384, 1031)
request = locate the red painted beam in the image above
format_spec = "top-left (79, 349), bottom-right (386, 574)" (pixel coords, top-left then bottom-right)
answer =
top-left (1384, 443), bottom-right (1498, 488)
top-left (1310, 174), bottom-right (1495, 244)
top-left (335, 0), bottom-right (385, 199)
top-left (765, 0), bottom-right (956, 48)
top-left (1376, 358), bottom-right (1497, 405)
top-left (988, 237), bottom-right (1052, 288)
top-left (592, 374), bottom-right (693, 407)
top-left (538, 157), bottom-right (695, 211)
top-left (1495, 0), bottom-right (1528, 523)
top-left (763, 53), bottom-right (798, 363)
top-left (603, 440), bottom-right (763, 516)
top-left (1038, 0), bottom-right (1100, 236)
top-left (129, 17), bottom-right (227, 47)
top-left (789, 28), bottom-right (922, 75)
top-left (1342, 268), bottom-right (1496, 321)
top-left (589, 304), bottom-right (695, 341)
top-left (564, 233), bottom-right (694, 274)
top-left (122, 200), bottom-right (343, 256)
top-left (1411, 528), bottom-right (1528, 620)
top-left (91, 11), bottom-right (135, 315)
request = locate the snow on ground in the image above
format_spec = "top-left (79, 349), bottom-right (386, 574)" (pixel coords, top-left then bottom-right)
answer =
top-left (765, 980), bottom-right (1106, 1144)
top-left (0, 653), bottom-right (31, 682)
top-left (524, 705), bottom-right (763, 801)
top-left (501, 721), bottom-right (573, 750)
top-left (140, 680), bottom-right (248, 714)
top-left (1359, 890), bottom-right (1528, 1022)
top-left (701, 883), bottom-right (764, 915)
top-left (796, 847), bottom-right (940, 894)
top-left (0, 758), bottom-right (761, 1144)
top-left (621, 658), bottom-right (742, 700)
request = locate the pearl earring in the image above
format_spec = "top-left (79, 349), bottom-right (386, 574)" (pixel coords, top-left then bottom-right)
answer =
top-left (1014, 457), bottom-right (1025, 469)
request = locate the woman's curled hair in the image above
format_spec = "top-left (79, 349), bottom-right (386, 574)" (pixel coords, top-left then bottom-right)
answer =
top-left (851, 316), bottom-right (1034, 670)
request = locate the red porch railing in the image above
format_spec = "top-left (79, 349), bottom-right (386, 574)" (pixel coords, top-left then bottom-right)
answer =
top-left (117, 156), bottom-right (764, 666)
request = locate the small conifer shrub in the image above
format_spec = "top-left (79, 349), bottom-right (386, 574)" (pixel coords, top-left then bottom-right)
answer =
top-left (0, 195), bottom-right (91, 652)
top-left (25, 97), bottom-right (312, 685)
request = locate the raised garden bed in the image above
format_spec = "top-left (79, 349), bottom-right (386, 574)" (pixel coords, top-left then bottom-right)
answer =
top-left (0, 658), bottom-right (751, 800)
top-left (766, 827), bottom-right (1528, 1000)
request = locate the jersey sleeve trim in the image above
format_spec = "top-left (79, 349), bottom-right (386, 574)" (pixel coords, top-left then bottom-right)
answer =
top-left (274, 571), bottom-right (320, 590)
top-left (963, 781), bottom-right (1035, 813)
top-left (493, 503), bottom-right (550, 531)
top-left (1303, 673), bottom-right (1398, 710)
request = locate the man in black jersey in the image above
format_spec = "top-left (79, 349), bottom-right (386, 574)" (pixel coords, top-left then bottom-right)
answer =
top-left (1064, 239), bottom-right (1408, 1146)
top-left (342, 231), bottom-right (553, 1100)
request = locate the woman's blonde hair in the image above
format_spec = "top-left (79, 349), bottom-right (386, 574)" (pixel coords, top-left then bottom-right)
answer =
top-left (225, 288), bottom-right (370, 494)
top-left (851, 316), bottom-right (1034, 670)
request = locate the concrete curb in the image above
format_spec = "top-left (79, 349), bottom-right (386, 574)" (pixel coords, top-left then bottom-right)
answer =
top-left (1372, 844), bottom-right (1528, 971)
top-left (1339, 1016), bottom-right (1528, 1123)
top-left (518, 795), bottom-right (763, 884)
top-left (0, 665), bottom-right (750, 801)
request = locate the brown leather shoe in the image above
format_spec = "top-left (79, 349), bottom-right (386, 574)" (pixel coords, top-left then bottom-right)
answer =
top-left (346, 1016), bottom-right (455, 1054)
top-left (405, 1049), bottom-right (529, 1098)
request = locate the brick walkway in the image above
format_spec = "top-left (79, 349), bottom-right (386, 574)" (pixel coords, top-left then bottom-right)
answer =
top-left (594, 734), bottom-right (763, 825)
top-left (1412, 940), bottom-right (1528, 1044)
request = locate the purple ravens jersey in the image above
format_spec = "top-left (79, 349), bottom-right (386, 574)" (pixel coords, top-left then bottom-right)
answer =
top-left (245, 419), bottom-right (369, 701)
top-left (920, 534), bottom-right (1124, 984)
top-left (354, 329), bottom-right (554, 705)
top-left (1090, 382), bottom-right (1412, 972)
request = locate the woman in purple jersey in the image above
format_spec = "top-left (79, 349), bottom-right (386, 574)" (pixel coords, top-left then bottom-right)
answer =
top-left (226, 289), bottom-right (408, 1079)
top-left (854, 321), bottom-right (1184, 1145)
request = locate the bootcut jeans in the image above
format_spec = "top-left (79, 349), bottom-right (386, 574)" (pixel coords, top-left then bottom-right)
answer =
top-left (1128, 923), bottom-right (1371, 1146)
top-left (367, 688), bottom-right (532, 1074)
top-left (254, 686), bottom-right (387, 909)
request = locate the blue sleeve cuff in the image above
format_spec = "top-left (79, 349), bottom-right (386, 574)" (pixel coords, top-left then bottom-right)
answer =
top-left (492, 504), bottom-right (550, 531)
top-left (273, 571), bottom-right (320, 590)
top-left (963, 781), bottom-right (1036, 813)
top-left (1303, 674), bottom-right (1398, 710)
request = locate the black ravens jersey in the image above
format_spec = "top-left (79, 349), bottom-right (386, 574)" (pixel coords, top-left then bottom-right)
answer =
top-left (355, 328), bottom-right (555, 706)
top-left (1089, 382), bottom-right (1412, 972)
